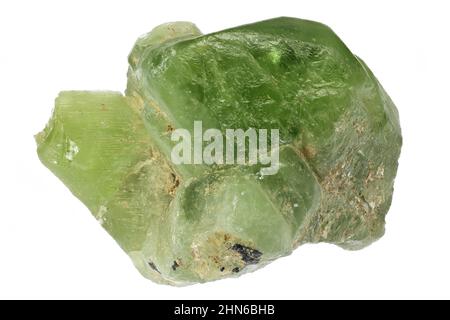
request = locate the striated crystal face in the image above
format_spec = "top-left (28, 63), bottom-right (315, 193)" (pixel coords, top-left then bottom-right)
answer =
top-left (36, 17), bottom-right (402, 285)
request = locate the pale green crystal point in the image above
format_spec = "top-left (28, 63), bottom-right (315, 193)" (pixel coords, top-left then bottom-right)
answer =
top-left (36, 18), bottom-right (402, 285)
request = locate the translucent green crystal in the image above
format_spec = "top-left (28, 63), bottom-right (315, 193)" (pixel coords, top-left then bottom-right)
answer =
top-left (36, 17), bottom-right (402, 285)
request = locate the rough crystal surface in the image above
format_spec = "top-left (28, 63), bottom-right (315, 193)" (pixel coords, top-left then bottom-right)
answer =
top-left (36, 17), bottom-right (402, 285)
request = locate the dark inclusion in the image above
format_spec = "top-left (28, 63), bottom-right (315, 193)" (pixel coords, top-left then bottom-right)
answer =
top-left (148, 261), bottom-right (160, 274)
top-left (172, 260), bottom-right (180, 271)
top-left (231, 244), bottom-right (262, 265)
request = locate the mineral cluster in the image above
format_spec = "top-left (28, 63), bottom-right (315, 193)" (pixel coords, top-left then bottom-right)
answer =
top-left (36, 17), bottom-right (402, 285)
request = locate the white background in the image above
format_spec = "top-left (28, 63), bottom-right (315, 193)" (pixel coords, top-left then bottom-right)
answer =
top-left (0, 0), bottom-right (449, 299)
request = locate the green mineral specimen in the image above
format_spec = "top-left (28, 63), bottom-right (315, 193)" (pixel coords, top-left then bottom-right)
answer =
top-left (36, 17), bottom-right (402, 285)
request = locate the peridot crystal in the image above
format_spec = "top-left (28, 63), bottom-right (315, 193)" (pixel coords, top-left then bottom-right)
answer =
top-left (36, 17), bottom-right (402, 285)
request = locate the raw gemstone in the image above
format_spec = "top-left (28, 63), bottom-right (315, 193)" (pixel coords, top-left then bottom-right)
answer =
top-left (36, 17), bottom-right (402, 285)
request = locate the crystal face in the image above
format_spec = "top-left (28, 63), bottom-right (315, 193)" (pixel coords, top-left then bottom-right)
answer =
top-left (36, 17), bottom-right (402, 285)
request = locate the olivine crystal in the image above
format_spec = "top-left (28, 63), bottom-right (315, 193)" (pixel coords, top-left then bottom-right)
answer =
top-left (36, 17), bottom-right (402, 285)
